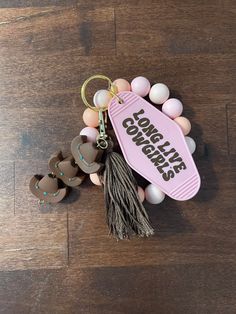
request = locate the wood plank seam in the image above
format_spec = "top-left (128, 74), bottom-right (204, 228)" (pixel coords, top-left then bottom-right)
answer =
top-left (67, 209), bottom-right (70, 266)
top-left (114, 7), bottom-right (117, 55)
top-left (226, 103), bottom-right (231, 155)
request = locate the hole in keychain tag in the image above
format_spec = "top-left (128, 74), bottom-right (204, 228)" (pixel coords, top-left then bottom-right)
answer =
top-left (108, 91), bottom-right (201, 201)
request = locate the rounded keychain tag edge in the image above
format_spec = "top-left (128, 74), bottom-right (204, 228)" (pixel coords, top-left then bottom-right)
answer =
top-left (108, 91), bottom-right (201, 201)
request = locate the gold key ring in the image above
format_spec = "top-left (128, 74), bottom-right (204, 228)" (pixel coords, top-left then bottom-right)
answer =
top-left (81, 74), bottom-right (123, 112)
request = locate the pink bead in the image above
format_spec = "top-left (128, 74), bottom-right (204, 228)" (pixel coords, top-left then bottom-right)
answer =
top-left (80, 127), bottom-right (99, 143)
top-left (93, 89), bottom-right (112, 109)
top-left (137, 186), bottom-right (145, 203)
top-left (174, 116), bottom-right (191, 135)
top-left (162, 98), bottom-right (183, 119)
top-left (131, 76), bottom-right (151, 97)
top-left (83, 108), bottom-right (99, 127)
top-left (90, 173), bottom-right (102, 186)
top-left (113, 78), bottom-right (131, 92)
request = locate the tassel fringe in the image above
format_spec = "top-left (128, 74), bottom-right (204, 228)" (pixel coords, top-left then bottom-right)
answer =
top-left (103, 151), bottom-right (154, 239)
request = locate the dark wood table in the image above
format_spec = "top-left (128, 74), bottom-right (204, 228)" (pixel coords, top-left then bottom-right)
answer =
top-left (0, 1), bottom-right (235, 313)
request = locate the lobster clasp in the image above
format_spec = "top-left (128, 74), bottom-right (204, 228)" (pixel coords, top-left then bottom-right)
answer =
top-left (96, 110), bottom-right (109, 150)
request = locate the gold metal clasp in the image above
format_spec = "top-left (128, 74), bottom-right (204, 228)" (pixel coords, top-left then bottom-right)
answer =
top-left (96, 110), bottom-right (109, 150)
top-left (81, 74), bottom-right (123, 111)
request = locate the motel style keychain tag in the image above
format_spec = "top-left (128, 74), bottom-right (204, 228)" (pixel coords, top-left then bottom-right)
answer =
top-left (109, 91), bottom-right (201, 201)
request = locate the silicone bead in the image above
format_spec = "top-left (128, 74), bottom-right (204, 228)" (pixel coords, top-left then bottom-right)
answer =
top-left (174, 116), bottom-right (191, 135)
top-left (145, 184), bottom-right (165, 204)
top-left (137, 186), bottom-right (145, 203)
top-left (149, 83), bottom-right (170, 104)
top-left (80, 127), bottom-right (99, 143)
top-left (185, 136), bottom-right (196, 154)
top-left (113, 78), bottom-right (131, 92)
top-left (93, 89), bottom-right (112, 109)
top-left (131, 76), bottom-right (151, 97)
top-left (83, 108), bottom-right (99, 127)
top-left (90, 173), bottom-right (102, 186)
top-left (162, 98), bottom-right (183, 119)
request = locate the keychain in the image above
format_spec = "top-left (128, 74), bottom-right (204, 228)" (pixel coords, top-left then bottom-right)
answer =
top-left (29, 74), bottom-right (201, 239)
top-left (76, 75), bottom-right (154, 238)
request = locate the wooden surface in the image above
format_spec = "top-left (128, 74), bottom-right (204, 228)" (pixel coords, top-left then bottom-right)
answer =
top-left (0, 1), bottom-right (235, 313)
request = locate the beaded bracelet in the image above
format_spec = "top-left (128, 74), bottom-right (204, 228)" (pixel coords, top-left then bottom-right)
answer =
top-left (30, 74), bottom-right (200, 239)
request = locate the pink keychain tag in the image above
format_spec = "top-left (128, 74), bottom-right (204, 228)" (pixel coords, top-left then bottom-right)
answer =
top-left (108, 91), bottom-right (201, 201)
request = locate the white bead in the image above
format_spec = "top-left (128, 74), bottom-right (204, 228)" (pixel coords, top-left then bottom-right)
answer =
top-left (185, 136), bottom-right (196, 154)
top-left (149, 83), bottom-right (170, 104)
top-left (145, 184), bottom-right (165, 204)
top-left (93, 89), bottom-right (112, 109)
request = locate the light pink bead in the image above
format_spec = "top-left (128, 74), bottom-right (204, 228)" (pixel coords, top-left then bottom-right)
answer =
top-left (113, 78), bottom-right (131, 92)
top-left (131, 76), bottom-right (151, 97)
top-left (83, 108), bottom-right (99, 127)
top-left (80, 127), bottom-right (99, 143)
top-left (162, 98), bottom-right (183, 119)
top-left (174, 116), bottom-right (191, 135)
top-left (90, 173), bottom-right (102, 186)
top-left (137, 186), bottom-right (145, 203)
top-left (93, 89), bottom-right (112, 109)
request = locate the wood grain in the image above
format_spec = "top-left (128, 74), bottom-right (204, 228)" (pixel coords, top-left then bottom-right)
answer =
top-left (116, 1), bottom-right (236, 56)
top-left (0, 159), bottom-right (68, 270)
top-left (0, 0), bottom-right (235, 313)
top-left (0, 55), bottom-right (233, 160)
top-left (0, 264), bottom-right (235, 313)
top-left (0, 0), bottom-right (78, 7)
top-left (0, 213), bottom-right (68, 271)
top-left (0, 162), bottom-right (14, 217)
top-left (227, 104), bottom-right (236, 155)
top-left (0, 0), bottom-right (113, 8)
top-left (67, 157), bottom-right (236, 268)
top-left (0, 6), bottom-right (115, 56)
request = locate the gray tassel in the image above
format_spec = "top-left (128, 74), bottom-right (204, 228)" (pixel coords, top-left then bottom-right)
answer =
top-left (103, 151), bottom-right (154, 239)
